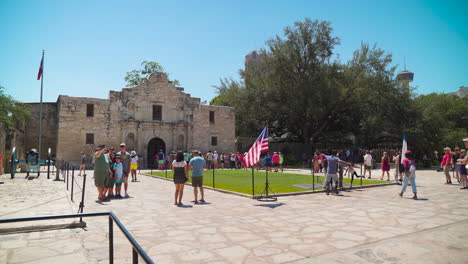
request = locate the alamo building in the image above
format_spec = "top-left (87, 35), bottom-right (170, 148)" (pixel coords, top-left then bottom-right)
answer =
top-left (14, 72), bottom-right (235, 167)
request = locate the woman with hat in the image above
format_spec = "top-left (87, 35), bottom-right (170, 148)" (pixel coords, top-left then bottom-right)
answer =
top-left (441, 147), bottom-right (453, 184)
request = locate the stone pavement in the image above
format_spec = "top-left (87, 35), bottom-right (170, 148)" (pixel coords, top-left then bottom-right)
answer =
top-left (0, 169), bottom-right (467, 263)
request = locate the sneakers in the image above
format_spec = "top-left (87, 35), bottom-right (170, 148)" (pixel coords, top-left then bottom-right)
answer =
top-left (125, 192), bottom-right (129, 197)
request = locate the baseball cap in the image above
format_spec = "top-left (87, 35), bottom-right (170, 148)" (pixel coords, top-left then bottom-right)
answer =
top-left (120, 143), bottom-right (126, 147)
top-left (405, 150), bottom-right (412, 155)
top-left (193, 150), bottom-right (200, 154)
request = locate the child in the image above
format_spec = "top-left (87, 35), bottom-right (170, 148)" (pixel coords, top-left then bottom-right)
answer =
top-left (114, 156), bottom-right (124, 198)
top-left (130, 151), bottom-right (138, 182)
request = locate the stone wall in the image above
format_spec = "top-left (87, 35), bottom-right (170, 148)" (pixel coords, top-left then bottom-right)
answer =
top-left (53, 72), bottom-right (236, 166)
top-left (24, 103), bottom-right (58, 158)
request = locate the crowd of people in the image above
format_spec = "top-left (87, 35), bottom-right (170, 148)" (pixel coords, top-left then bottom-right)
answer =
top-left (152, 150), bottom-right (285, 172)
top-left (81, 138), bottom-right (467, 203)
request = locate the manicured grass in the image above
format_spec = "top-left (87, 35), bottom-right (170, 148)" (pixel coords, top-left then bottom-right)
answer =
top-left (146, 169), bottom-right (389, 195)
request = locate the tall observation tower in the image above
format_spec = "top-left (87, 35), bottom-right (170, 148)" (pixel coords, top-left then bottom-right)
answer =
top-left (397, 59), bottom-right (414, 91)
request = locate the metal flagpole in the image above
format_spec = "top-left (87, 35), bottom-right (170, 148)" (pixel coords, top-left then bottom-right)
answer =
top-left (38, 50), bottom-right (44, 160)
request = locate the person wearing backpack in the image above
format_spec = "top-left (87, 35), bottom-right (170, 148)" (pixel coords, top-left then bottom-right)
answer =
top-left (399, 150), bottom-right (417, 199)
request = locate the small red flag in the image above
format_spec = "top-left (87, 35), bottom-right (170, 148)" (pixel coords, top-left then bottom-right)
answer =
top-left (37, 54), bottom-right (44, 80)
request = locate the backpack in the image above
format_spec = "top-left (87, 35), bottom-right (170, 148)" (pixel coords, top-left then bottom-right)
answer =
top-left (408, 161), bottom-right (416, 176)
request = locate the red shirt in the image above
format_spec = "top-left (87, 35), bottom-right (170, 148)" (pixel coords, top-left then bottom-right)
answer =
top-left (272, 154), bottom-right (280, 163)
top-left (441, 153), bottom-right (452, 166)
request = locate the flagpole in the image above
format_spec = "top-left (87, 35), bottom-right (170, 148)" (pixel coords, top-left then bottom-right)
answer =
top-left (38, 50), bottom-right (44, 159)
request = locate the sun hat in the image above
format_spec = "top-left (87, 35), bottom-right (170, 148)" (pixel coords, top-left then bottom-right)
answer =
top-left (443, 147), bottom-right (451, 151)
top-left (405, 150), bottom-right (412, 155)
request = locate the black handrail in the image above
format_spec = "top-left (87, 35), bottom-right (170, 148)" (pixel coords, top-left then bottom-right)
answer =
top-left (0, 212), bottom-right (154, 264)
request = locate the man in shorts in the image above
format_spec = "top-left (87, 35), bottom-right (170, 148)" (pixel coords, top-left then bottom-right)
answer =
top-left (157, 149), bottom-right (165, 170)
top-left (272, 152), bottom-right (280, 172)
top-left (189, 151), bottom-right (206, 203)
top-left (321, 151), bottom-right (353, 195)
top-left (205, 150), bottom-right (214, 169)
top-left (363, 150), bottom-right (373, 179)
top-left (117, 143), bottom-right (131, 197)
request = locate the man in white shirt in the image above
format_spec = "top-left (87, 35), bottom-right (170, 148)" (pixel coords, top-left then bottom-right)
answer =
top-left (213, 151), bottom-right (219, 169)
top-left (363, 151), bottom-right (373, 179)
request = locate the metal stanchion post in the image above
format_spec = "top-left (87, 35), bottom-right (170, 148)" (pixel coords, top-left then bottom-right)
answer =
top-left (109, 216), bottom-right (114, 264)
top-left (312, 167), bottom-right (315, 191)
top-left (79, 174), bottom-right (86, 222)
top-left (132, 248), bottom-right (138, 264)
top-left (66, 163), bottom-right (69, 191)
top-left (251, 167), bottom-right (254, 197)
top-left (212, 166), bottom-right (215, 188)
top-left (71, 168), bottom-right (75, 201)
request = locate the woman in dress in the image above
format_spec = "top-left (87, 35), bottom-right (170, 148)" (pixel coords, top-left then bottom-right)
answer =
top-left (94, 144), bottom-right (111, 201)
top-left (172, 152), bottom-right (188, 206)
top-left (381, 152), bottom-right (391, 181)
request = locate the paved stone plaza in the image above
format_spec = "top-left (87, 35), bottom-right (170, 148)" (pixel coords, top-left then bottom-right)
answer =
top-left (1, 169), bottom-right (467, 263)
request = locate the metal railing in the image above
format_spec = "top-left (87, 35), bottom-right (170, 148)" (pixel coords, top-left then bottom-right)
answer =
top-left (0, 212), bottom-right (154, 264)
top-left (60, 161), bottom-right (86, 219)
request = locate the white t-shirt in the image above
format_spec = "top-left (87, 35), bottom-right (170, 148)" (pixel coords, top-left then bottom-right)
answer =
top-left (364, 154), bottom-right (372, 166)
top-left (131, 156), bottom-right (138, 165)
top-left (172, 160), bottom-right (186, 168)
top-left (213, 153), bottom-right (218, 161)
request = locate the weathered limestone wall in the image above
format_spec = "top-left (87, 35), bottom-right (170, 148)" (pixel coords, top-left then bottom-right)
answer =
top-left (192, 105), bottom-right (235, 154)
top-left (38, 72), bottom-right (236, 166)
top-left (24, 103), bottom-right (58, 158)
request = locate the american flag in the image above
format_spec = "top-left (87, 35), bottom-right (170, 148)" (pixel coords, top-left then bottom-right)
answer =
top-left (37, 53), bottom-right (44, 80)
top-left (245, 126), bottom-right (269, 167)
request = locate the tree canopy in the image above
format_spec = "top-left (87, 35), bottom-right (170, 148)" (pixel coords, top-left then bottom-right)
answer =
top-left (0, 85), bottom-right (31, 128)
top-left (124, 61), bottom-right (180, 87)
top-left (211, 18), bottom-right (467, 153)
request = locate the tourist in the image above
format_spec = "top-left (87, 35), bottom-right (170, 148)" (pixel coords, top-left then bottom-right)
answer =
top-left (264, 153), bottom-right (272, 172)
top-left (184, 150), bottom-right (190, 163)
top-left (363, 151), bottom-right (372, 179)
top-left (452, 147), bottom-right (461, 183)
top-left (219, 152), bottom-right (225, 169)
top-left (381, 152), bottom-right (391, 181)
top-left (321, 151), bottom-right (353, 195)
top-left (189, 150), bottom-right (206, 203)
top-left (318, 153), bottom-right (325, 172)
top-left (213, 151), bottom-right (218, 169)
top-left (130, 151), bottom-right (138, 182)
top-left (237, 152), bottom-right (245, 169)
top-left (393, 151), bottom-right (403, 184)
top-left (205, 150), bottom-right (213, 169)
top-left (457, 149), bottom-right (468, 189)
top-left (106, 147), bottom-right (116, 198)
top-left (113, 155), bottom-right (124, 198)
top-left (272, 152), bottom-right (280, 172)
top-left (117, 143), bottom-right (131, 197)
top-left (399, 150), bottom-right (417, 199)
top-left (157, 149), bottom-right (165, 170)
top-left (441, 147), bottom-right (452, 184)
top-left (94, 144), bottom-right (111, 201)
top-left (279, 152), bottom-right (284, 172)
top-left (229, 153), bottom-right (236, 169)
top-left (79, 152), bottom-right (86, 176)
top-left (313, 152), bottom-right (320, 173)
top-left (172, 152), bottom-right (188, 206)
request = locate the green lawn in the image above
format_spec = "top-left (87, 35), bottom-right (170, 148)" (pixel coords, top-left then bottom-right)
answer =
top-left (146, 169), bottom-right (388, 195)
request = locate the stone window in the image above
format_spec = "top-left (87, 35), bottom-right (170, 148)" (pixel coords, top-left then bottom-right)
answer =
top-left (211, 136), bottom-right (217, 146)
top-left (85, 133), bottom-right (94, 145)
top-left (86, 104), bottom-right (94, 117)
top-left (152, 105), bottom-right (162, 121)
top-left (209, 111), bottom-right (215, 124)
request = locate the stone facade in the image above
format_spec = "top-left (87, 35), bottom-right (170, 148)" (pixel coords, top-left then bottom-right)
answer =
top-left (23, 72), bottom-right (235, 167)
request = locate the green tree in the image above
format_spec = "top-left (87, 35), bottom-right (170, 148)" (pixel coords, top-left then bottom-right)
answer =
top-left (124, 61), bottom-right (180, 87)
top-left (0, 85), bottom-right (31, 128)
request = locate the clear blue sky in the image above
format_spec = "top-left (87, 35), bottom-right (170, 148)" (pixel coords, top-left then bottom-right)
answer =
top-left (1, 0), bottom-right (466, 103)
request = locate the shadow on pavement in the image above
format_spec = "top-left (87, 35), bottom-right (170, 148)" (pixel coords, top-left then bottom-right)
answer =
top-left (254, 203), bottom-right (285, 209)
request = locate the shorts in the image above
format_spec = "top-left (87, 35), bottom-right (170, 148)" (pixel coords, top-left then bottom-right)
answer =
top-left (364, 165), bottom-right (372, 170)
top-left (130, 164), bottom-right (138, 170)
top-left (192, 176), bottom-right (203, 187)
top-left (115, 181), bottom-right (122, 187)
top-left (325, 173), bottom-right (338, 183)
top-left (273, 163), bottom-right (279, 167)
top-left (158, 160), bottom-right (164, 165)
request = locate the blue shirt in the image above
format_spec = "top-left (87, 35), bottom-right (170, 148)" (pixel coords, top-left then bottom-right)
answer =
top-left (189, 156), bottom-right (206, 177)
top-left (325, 155), bottom-right (341, 174)
top-left (264, 156), bottom-right (272, 165)
top-left (157, 152), bottom-right (164, 160)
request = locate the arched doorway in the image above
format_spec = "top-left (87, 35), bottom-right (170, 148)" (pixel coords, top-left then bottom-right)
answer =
top-left (147, 138), bottom-right (165, 168)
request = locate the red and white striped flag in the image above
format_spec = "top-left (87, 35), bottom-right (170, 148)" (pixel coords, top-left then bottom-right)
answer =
top-left (245, 126), bottom-right (269, 167)
top-left (37, 53), bottom-right (44, 80)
